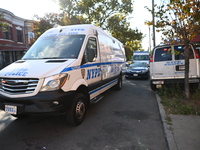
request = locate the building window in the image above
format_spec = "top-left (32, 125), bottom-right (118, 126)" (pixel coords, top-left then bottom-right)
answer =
top-left (17, 30), bottom-right (23, 42)
top-left (9, 27), bottom-right (13, 40)
top-left (2, 26), bottom-right (9, 39)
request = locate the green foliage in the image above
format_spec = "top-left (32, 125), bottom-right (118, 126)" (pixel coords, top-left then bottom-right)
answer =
top-left (107, 15), bottom-right (143, 50)
top-left (32, 13), bottom-right (84, 40)
top-left (32, 14), bottom-right (55, 39)
top-left (124, 46), bottom-right (132, 61)
top-left (158, 85), bottom-right (200, 115)
top-left (32, 0), bottom-right (144, 59)
top-left (58, 0), bottom-right (144, 53)
top-left (59, 0), bottom-right (133, 29)
top-left (0, 13), bottom-right (8, 29)
top-left (148, 0), bottom-right (200, 44)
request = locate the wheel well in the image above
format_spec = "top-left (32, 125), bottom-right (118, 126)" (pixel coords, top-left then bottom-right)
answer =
top-left (76, 85), bottom-right (90, 107)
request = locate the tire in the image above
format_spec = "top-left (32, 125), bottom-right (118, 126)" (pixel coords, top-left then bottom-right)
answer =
top-left (66, 93), bottom-right (87, 126)
top-left (114, 76), bottom-right (122, 90)
top-left (190, 83), bottom-right (199, 90)
top-left (150, 83), bottom-right (157, 91)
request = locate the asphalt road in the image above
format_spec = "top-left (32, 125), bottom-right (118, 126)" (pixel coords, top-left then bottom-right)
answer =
top-left (0, 78), bottom-right (168, 150)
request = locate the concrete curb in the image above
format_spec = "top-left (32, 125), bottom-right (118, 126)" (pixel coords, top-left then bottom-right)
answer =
top-left (155, 93), bottom-right (178, 150)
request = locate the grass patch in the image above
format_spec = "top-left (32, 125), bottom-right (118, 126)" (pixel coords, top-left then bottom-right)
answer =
top-left (165, 116), bottom-right (172, 125)
top-left (158, 85), bottom-right (200, 115)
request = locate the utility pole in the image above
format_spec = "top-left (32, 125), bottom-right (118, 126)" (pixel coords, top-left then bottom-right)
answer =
top-left (152, 0), bottom-right (156, 47)
top-left (148, 26), bottom-right (151, 51)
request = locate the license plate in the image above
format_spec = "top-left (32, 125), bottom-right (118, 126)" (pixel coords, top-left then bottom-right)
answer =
top-left (133, 74), bottom-right (138, 76)
top-left (189, 79), bottom-right (199, 83)
top-left (5, 105), bottom-right (17, 115)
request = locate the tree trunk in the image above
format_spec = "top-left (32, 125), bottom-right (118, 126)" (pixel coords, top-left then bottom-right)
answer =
top-left (184, 46), bottom-right (190, 100)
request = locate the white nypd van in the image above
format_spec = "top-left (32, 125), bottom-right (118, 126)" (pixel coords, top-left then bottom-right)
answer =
top-left (132, 51), bottom-right (149, 65)
top-left (150, 44), bottom-right (200, 90)
top-left (0, 24), bottom-right (126, 125)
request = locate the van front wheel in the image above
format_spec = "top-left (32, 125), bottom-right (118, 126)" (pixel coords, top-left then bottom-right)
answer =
top-left (66, 93), bottom-right (87, 126)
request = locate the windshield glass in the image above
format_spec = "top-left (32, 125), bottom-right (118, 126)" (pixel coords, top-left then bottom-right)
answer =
top-left (22, 35), bottom-right (85, 60)
top-left (133, 55), bottom-right (149, 60)
top-left (129, 62), bottom-right (147, 68)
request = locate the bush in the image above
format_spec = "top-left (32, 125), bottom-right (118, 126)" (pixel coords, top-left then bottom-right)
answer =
top-left (158, 85), bottom-right (200, 115)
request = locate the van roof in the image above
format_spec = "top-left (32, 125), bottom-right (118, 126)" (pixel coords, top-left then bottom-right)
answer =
top-left (40, 24), bottom-right (122, 44)
top-left (153, 44), bottom-right (186, 48)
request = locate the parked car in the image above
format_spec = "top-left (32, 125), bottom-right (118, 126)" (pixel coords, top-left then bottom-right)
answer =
top-left (125, 61), bottom-right (149, 79)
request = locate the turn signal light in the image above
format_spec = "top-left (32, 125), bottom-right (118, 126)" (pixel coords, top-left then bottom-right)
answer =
top-left (195, 50), bottom-right (199, 58)
top-left (149, 55), bottom-right (153, 62)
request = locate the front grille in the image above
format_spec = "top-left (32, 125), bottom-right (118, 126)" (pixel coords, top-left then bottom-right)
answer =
top-left (0, 78), bottom-right (39, 95)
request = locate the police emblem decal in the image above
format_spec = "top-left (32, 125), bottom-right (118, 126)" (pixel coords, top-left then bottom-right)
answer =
top-left (81, 69), bottom-right (85, 78)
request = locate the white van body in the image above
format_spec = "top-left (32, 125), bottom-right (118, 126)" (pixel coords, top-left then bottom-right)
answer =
top-left (150, 44), bottom-right (200, 90)
top-left (133, 51), bottom-right (149, 65)
top-left (0, 24), bottom-right (126, 125)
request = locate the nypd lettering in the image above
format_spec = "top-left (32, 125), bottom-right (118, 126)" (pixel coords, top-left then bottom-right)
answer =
top-left (86, 68), bottom-right (101, 80)
top-left (43, 28), bottom-right (86, 37)
top-left (68, 28), bottom-right (85, 35)
top-left (5, 69), bottom-right (28, 76)
top-left (111, 66), bottom-right (120, 75)
top-left (164, 61), bottom-right (183, 66)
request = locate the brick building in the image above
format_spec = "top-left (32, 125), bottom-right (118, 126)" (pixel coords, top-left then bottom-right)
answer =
top-left (0, 8), bottom-right (34, 69)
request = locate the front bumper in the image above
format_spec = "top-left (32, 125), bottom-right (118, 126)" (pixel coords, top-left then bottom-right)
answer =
top-left (150, 78), bottom-right (200, 85)
top-left (0, 90), bottom-right (75, 115)
top-left (125, 72), bottom-right (149, 79)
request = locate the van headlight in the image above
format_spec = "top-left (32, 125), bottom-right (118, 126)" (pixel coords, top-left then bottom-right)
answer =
top-left (40, 73), bottom-right (68, 92)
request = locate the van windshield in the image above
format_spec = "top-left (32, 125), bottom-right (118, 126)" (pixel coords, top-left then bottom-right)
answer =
top-left (22, 35), bottom-right (85, 60)
top-left (133, 55), bottom-right (149, 60)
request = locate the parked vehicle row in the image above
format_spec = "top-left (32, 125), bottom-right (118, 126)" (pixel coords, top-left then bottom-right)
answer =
top-left (0, 23), bottom-right (199, 126)
top-left (127, 44), bottom-right (200, 91)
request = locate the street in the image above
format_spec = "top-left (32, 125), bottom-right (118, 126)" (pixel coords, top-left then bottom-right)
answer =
top-left (0, 78), bottom-right (168, 150)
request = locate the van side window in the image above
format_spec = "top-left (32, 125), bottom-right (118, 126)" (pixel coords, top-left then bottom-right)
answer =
top-left (154, 47), bottom-right (172, 62)
top-left (82, 37), bottom-right (97, 64)
top-left (174, 46), bottom-right (194, 60)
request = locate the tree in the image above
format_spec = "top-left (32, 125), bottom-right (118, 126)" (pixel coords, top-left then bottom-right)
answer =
top-left (31, 12), bottom-right (83, 42)
top-left (0, 13), bottom-right (8, 29)
top-left (32, 0), bottom-right (144, 59)
top-left (146, 0), bottom-right (200, 99)
top-left (107, 14), bottom-right (143, 51)
top-left (58, 0), bottom-right (143, 53)
top-left (124, 46), bottom-right (133, 60)
top-left (58, 0), bottom-right (132, 28)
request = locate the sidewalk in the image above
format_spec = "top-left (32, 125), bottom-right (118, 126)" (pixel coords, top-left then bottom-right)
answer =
top-left (156, 94), bottom-right (200, 150)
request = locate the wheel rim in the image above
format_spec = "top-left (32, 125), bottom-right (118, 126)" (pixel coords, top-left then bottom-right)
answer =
top-left (75, 100), bottom-right (85, 119)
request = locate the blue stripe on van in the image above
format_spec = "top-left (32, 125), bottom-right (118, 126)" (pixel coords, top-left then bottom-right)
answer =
top-left (89, 79), bottom-right (118, 95)
top-left (60, 61), bottom-right (124, 73)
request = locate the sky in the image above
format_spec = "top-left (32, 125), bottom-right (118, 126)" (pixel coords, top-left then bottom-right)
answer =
top-left (0, 0), bottom-right (162, 51)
